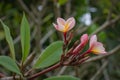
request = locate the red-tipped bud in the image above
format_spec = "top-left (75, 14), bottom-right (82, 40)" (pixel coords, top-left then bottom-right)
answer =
top-left (80, 34), bottom-right (88, 46)
top-left (72, 34), bottom-right (88, 54)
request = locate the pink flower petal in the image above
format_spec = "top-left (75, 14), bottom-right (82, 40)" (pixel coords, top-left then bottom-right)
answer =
top-left (81, 34), bottom-right (88, 45)
top-left (57, 18), bottom-right (65, 26)
top-left (90, 35), bottom-right (97, 48)
top-left (66, 17), bottom-right (75, 31)
top-left (53, 23), bottom-right (58, 30)
top-left (91, 42), bottom-right (107, 54)
top-left (54, 17), bottom-right (76, 33)
top-left (89, 35), bottom-right (107, 54)
top-left (53, 23), bottom-right (65, 32)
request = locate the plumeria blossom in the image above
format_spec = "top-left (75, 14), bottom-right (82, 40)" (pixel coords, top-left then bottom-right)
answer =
top-left (88, 35), bottom-right (107, 54)
top-left (53, 17), bottom-right (107, 67)
top-left (53, 17), bottom-right (75, 33)
top-left (72, 34), bottom-right (88, 54)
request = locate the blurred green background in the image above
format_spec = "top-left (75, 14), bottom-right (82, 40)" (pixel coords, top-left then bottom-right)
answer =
top-left (0, 0), bottom-right (120, 80)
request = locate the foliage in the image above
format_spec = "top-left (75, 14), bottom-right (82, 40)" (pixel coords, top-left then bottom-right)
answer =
top-left (34, 41), bottom-right (63, 69)
top-left (0, 0), bottom-right (120, 80)
top-left (44, 75), bottom-right (80, 80)
top-left (1, 20), bottom-right (15, 60)
top-left (0, 56), bottom-right (21, 75)
top-left (20, 13), bottom-right (30, 62)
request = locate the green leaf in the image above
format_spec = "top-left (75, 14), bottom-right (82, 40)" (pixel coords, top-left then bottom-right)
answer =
top-left (21, 14), bottom-right (30, 62)
top-left (87, 24), bottom-right (98, 34)
top-left (44, 75), bottom-right (80, 80)
top-left (0, 30), bottom-right (5, 40)
top-left (98, 31), bottom-right (107, 42)
top-left (43, 13), bottom-right (53, 23)
top-left (0, 56), bottom-right (21, 75)
top-left (34, 41), bottom-right (63, 69)
top-left (0, 20), bottom-right (15, 60)
top-left (58, 0), bottom-right (68, 5)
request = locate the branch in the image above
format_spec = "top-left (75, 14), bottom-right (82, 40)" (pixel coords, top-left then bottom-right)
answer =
top-left (102, 59), bottom-right (110, 80)
top-left (90, 15), bottom-right (120, 36)
top-left (53, 0), bottom-right (61, 18)
top-left (2, 44), bottom-right (119, 80)
top-left (40, 29), bottom-right (55, 45)
top-left (0, 76), bottom-right (19, 80)
top-left (23, 50), bottom-right (36, 68)
top-left (90, 60), bottom-right (108, 80)
top-left (57, 66), bottom-right (67, 75)
top-left (65, 0), bottom-right (72, 18)
top-left (27, 63), bottom-right (61, 80)
top-left (75, 17), bottom-right (99, 35)
top-left (17, 0), bottom-right (37, 23)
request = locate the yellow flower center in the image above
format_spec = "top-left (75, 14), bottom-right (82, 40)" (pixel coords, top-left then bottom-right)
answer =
top-left (91, 48), bottom-right (101, 54)
top-left (64, 23), bottom-right (69, 32)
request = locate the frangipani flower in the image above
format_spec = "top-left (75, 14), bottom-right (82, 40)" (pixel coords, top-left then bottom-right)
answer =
top-left (72, 34), bottom-right (88, 54)
top-left (89, 35), bottom-right (107, 54)
top-left (53, 17), bottom-right (75, 33)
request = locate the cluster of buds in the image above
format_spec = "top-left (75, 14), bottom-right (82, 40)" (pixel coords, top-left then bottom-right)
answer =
top-left (53, 17), bottom-right (107, 66)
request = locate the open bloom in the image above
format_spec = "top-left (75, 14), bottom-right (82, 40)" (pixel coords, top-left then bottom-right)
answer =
top-left (72, 34), bottom-right (88, 54)
top-left (89, 35), bottom-right (107, 54)
top-left (53, 17), bottom-right (75, 33)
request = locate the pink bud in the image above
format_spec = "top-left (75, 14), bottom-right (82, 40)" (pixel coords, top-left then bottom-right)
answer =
top-left (81, 34), bottom-right (88, 45)
top-left (72, 34), bottom-right (88, 54)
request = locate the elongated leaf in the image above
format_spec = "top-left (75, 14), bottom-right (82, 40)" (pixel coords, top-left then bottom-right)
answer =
top-left (0, 30), bottom-right (5, 40)
top-left (0, 20), bottom-right (15, 60)
top-left (21, 14), bottom-right (30, 62)
top-left (34, 41), bottom-right (63, 69)
top-left (0, 56), bottom-right (21, 75)
top-left (43, 13), bottom-right (53, 23)
top-left (44, 75), bottom-right (80, 80)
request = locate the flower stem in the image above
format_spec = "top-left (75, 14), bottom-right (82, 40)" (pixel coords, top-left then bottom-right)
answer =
top-left (28, 62), bottom-right (61, 80)
top-left (78, 50), bottom-right (90, 58)
top-left (64, 32), bottom-right (67, 44)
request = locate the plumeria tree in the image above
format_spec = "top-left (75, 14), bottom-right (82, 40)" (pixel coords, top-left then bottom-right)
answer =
top-left (0, 15), bottom-right (107, 80)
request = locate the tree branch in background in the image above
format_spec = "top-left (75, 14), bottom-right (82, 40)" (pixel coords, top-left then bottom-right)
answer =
top-left (65, 0), bottom-right (72, 18)
top-left (90, 60), bottom-right (108, 80)
top-left (53, 0), bottom-right (61, 18)
top-left (17, 0), bottom-right (48, 53)
top-left (102, 59), bottom-right (110, 80)
top-left (90, 15), bottom-right (120, 36)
